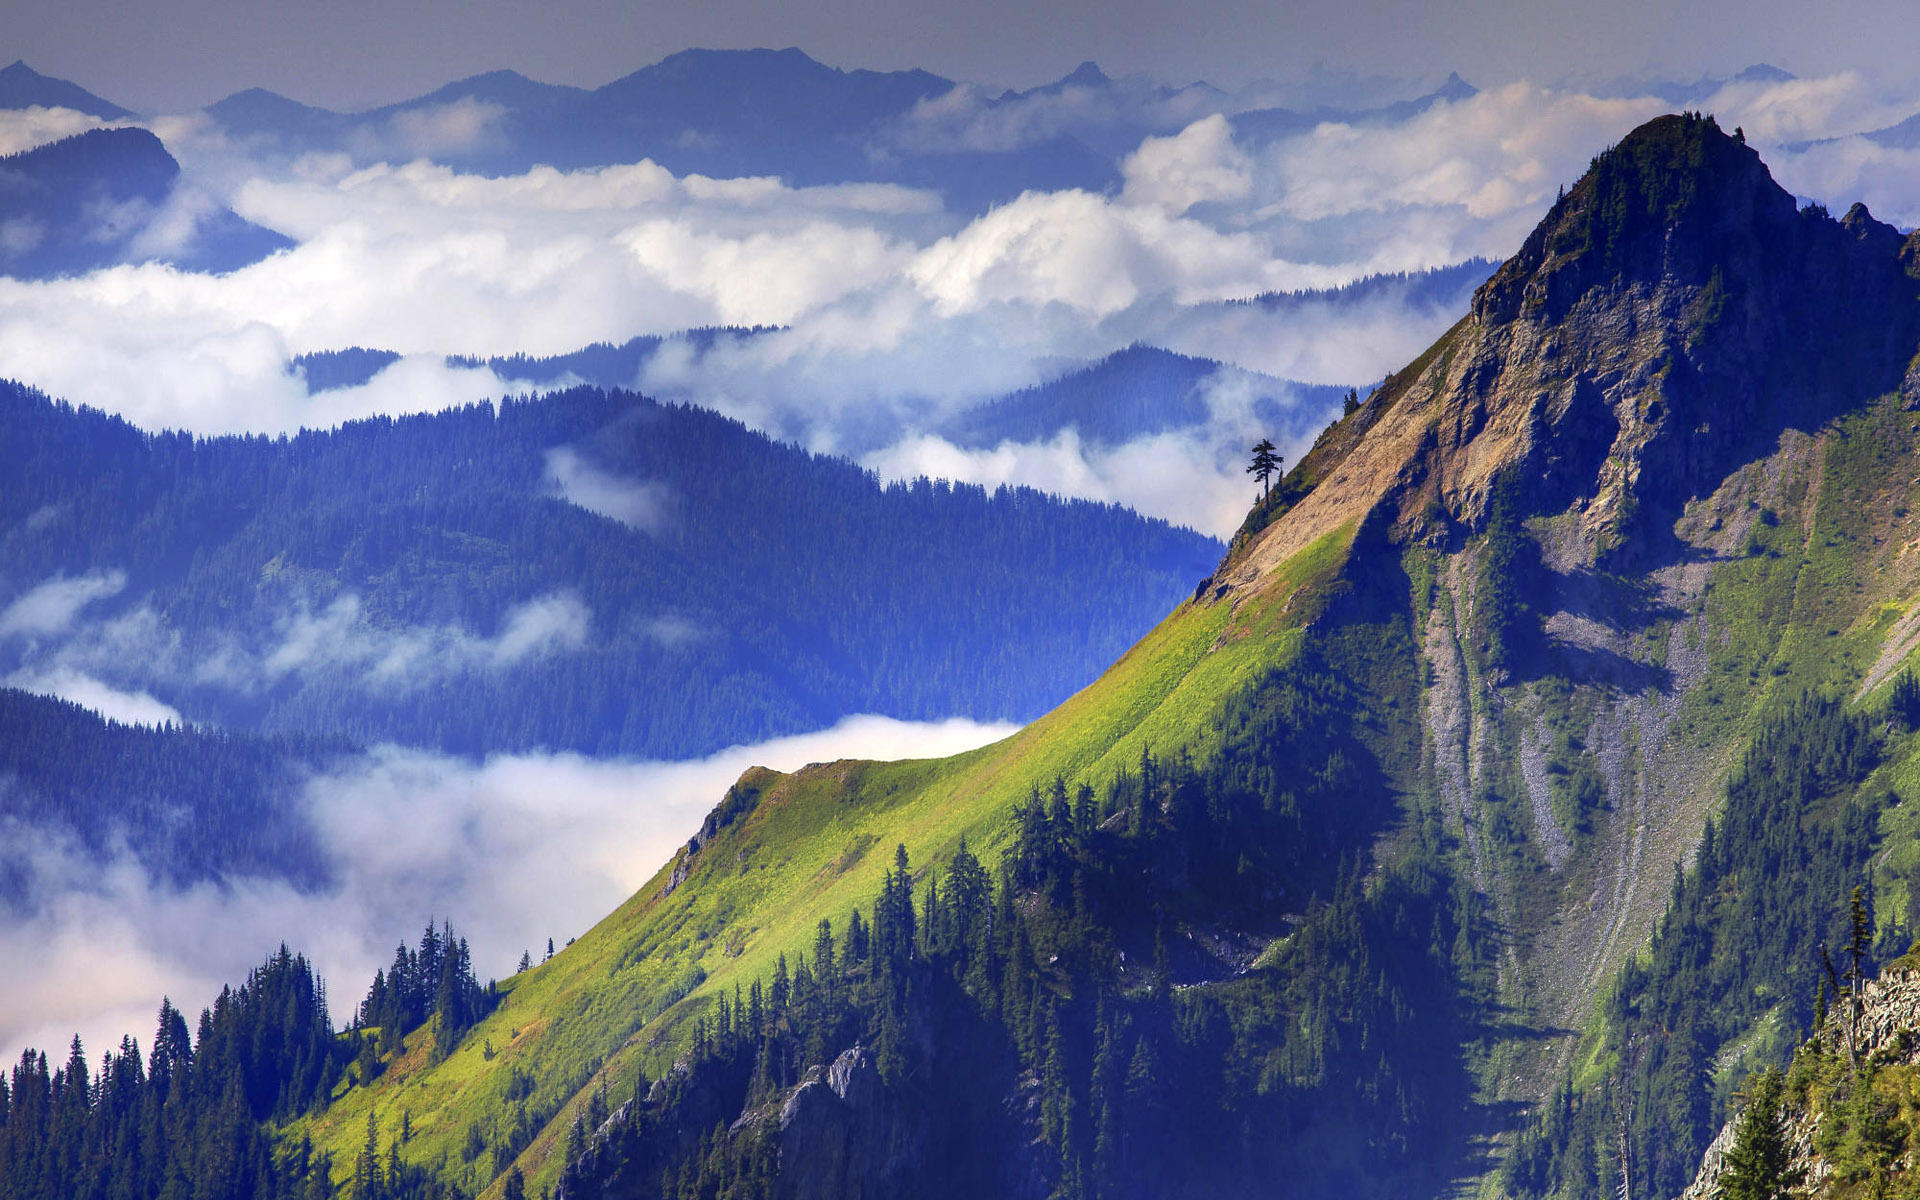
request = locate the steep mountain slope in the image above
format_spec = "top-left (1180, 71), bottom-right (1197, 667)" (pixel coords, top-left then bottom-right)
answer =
top-left (0, 128), bottom-right (291, 277)
top-left (1680, 956), bottom-right (1920, 1200)
top-left (138, 112), bottom-right (1920, 1199)
top-left (0, 382), bottom-right (1219, 759)
top-left (0, 60), bottom-right (134, 120)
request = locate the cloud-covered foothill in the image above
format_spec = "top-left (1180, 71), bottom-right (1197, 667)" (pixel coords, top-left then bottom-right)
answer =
top-left (0, 713), bottom-right (1018, 1068)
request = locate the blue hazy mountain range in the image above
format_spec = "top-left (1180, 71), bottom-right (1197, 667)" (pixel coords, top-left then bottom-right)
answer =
top-left (3, 55), bottom-right (1858, 224)
top-left (296, 335), bottom-right (1347, 458)
top-left (0, 378), bottom-right (1223, 759)
top-left (0, 127), bottom-right (292, 278)
top-left (0, 59), bottom-right (133, 120)
top-left (286, 259), bottom-right (1499, 454)
top-left (936, 344), bottom-right (1347, 450)
top-left (185, 49), bottom-right (1477, 212)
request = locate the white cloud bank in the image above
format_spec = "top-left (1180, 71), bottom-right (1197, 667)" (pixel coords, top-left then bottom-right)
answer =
top-left (0, 712), bottom-right (1018, 1068)
top-left (2, 70), bottom-right (1915, 524)
top-left (1, 667), bottom-right (182, 727)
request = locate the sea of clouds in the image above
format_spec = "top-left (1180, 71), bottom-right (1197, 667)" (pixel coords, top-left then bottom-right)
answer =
top-left (0, 73), bottom-right (1912, 532)
top-left (1, 69), bottom-right (1915, 544)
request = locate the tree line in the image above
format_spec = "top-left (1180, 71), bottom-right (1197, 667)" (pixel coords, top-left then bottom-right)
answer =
top-left (0, 923), bottom-right (494, 1200)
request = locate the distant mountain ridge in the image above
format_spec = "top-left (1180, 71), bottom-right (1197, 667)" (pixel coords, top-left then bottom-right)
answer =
top-left (182, 49), bottom-right (1489, 211)
top-left (938, 343), bottom-right (1348, 451)
top-left (0, 379), bottom-right (1221, 759)
top-left (0, 59), bottom-right (133, 119)
top-left (0, 127), bottom-right (291, 277)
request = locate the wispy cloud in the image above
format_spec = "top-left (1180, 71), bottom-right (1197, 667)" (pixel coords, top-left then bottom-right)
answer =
top-left (0, 571), bottom-right (127, 639)
top-left (1, 575), bottom-right (593, 718)
top-left (0, 105), bottom-right (117, 156)
top-left (545, 446), bottom-right (675, 533)
top-left (0, 713), bottom-right (1018, 1066)
top-left (239, 591), bottom-right (591, 687)
top-left (864, 367), bottom-right (1337, 537)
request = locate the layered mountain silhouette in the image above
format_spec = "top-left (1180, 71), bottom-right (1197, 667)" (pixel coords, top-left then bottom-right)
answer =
top-left (204, 49), bottom-right (1093, 209)
top-left (0, 127), bottom-right (291, 277)
top-left (191, 49), bottom-right (1482, 210)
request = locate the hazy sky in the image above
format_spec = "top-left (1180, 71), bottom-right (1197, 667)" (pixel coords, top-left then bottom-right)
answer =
top-left (6, 0), bottom-right (1916, 112)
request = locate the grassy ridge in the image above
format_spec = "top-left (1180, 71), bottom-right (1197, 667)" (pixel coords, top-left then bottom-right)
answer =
top-left (289, 526), bottom-right (1359, 1195)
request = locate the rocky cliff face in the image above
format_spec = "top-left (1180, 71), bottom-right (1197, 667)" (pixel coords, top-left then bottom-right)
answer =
top-left (1210, 111), bottom-right (1920, 1121)
top-left (1682, 967), bottom-right (1920, 1200)
top-left (1222, 113), bottom-right (1920, 591)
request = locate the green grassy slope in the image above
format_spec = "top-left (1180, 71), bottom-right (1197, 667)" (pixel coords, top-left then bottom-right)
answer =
top-left (290, 525), bottom-right (1361, 1197)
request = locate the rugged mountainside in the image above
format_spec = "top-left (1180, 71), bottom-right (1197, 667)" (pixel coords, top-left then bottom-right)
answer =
top-left (1682, 959), bottom-right (1920, 1200)
top-left (11, 112), bottom-right (1920, 1200)
top-left (249, 112), bottom-right (1920, 1200)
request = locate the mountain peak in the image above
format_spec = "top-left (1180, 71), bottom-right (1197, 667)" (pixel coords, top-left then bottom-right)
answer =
top-left (1731, 61), bottom-right (1795, 84)
top-left (1474, 112), bottom-right (1791, 325)
top-left (1060, 61), bottom-right (1110, 87)
top-left (1221, 112), bottom-right (1920, 591)
top-left (0, 59), bottom-right (135, 120)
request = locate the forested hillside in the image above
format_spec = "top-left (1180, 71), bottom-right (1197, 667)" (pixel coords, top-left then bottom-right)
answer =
top-left (0, 688), bottom-right (343, 897)
top-left (231, 113), bottom-right (1920, 1200)
top-left (0, 381), bottom-right (1219, 758)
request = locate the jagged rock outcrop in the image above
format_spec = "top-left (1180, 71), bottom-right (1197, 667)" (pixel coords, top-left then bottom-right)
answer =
top-left (775, 1046), bottom-right (911, 1200)
top-left (1220, 113), bottom-right (1920, 593)
top-left (1681, 967), bottom-right (1920, 1200)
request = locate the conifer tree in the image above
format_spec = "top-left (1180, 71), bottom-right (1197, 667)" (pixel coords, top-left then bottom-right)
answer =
top-left (351, 1110), bottom-right (383, 1200)
top-left (1246, 438), bottom-right (1282, 502)
top-left (1718, 1068), bottom-right (1798, 1200)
